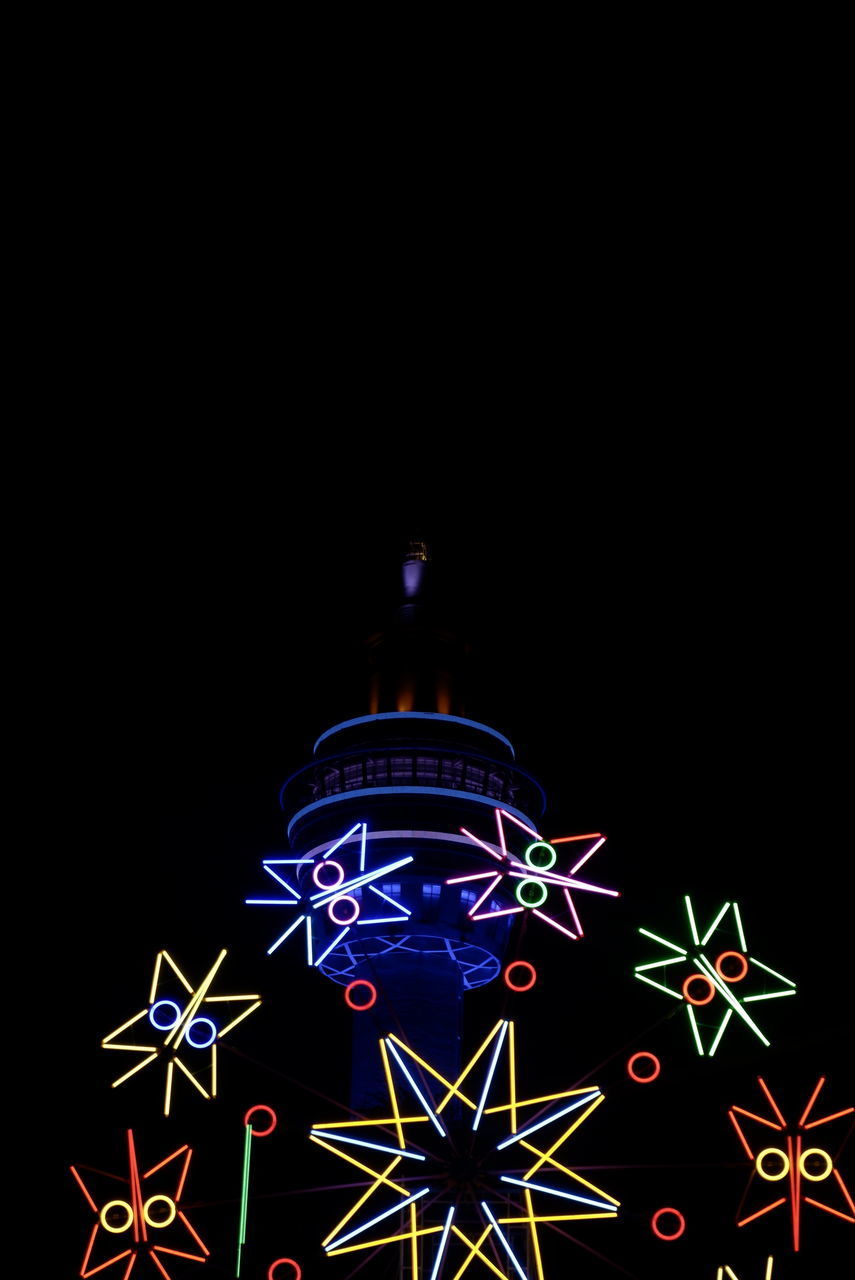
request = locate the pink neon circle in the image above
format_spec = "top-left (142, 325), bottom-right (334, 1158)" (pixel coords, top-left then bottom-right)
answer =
top-left (715, 950), bottom-right (748, 983)
top-left (345, 980), bottom-right (377, 1011)
top-left (504, 961), bottom-right (537, 992)
top-left (268, 1261), bottom-right (301, 1280)
top-left (328, 894), bottom-right (360, 925)
top-left (682, 972), bottom-right (716, 1006)
top-left (244, 1105), bottom-right (278, 1137)
top-left (627, 1051), bottom-right (661, 1083)
top-left (651, 1207), bottom-right (685, 1241)
top-left (313, 859), bottom-right (344, 890)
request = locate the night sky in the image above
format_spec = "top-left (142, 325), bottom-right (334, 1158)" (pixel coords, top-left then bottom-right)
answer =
top-left (57, 495), bottom-right (849, 1280)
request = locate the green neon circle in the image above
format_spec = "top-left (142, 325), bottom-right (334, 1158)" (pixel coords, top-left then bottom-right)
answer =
top-left (100, 1199), bottom-right (134, 1233)
top-left (756, 1147), bottom-right (790, 1181)
top-left (800, 1148), bottom-right (833, 1181)
top-left (524, 841), bottom-right (557, 871)
top-left (515, 878), bottom-right (548, 908)
top-left (144, 1194), bottom-right (176, 1227)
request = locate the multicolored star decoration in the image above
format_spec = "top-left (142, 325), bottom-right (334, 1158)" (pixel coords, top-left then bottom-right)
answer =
top-left (245, 821), bottom-right (414, 964)
top-left (308, 1018), bottom-right (619, 1278)
top-left (446, 807), bottom-right (619, 942)
top-left (102, 949), bottom-right (261, 1115)
top-left (70, 1129), bottom-right (208, 1278)
top-left (728, 1075), bottom-right (854, 1251)
top-left (633, 896), bottom-right (797, 1056)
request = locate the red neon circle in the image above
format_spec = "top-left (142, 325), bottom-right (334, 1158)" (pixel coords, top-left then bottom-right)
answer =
top-left (313, 859), bottom-right (344, 889)
top-left (328, 894), bottom-right (360, 925)
top-left (344, 980), bottom-right (377, 1011)
top-left (715, 950), bottom-right (748, 982)
top-left (627, 1051), bottom-right (661, 1083)
top-left (244, 1105), bottom-right (278, 1137)
top-left (682, 972), bottom-right (716, 1005)
top-left (268, 1261), bottom-right (301, 1280)
top-left (504, 961), bottom-right (537, 992)
top-left (651, 1207), bottom-right (686, 1240)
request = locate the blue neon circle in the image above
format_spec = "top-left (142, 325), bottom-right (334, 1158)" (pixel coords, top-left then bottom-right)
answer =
top-left (186, 1016), bottom-right (218, 1049)
top-left (149, 999), bottom-right (182, 1030)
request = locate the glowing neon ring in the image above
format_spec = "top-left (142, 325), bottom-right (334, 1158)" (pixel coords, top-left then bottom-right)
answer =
top-left (800, 1147), bottom-right (833, 1181)
top-left (651, 1207), bottom-right (685, 1240)
top-left (504, 961), bottom-right (537, 992)
top-left (344, 980), bottom-right (377, 1011)
top-left (268, 1261), bottom-right (302, 1280)
top-left (149, 999), bottom-right (182, 1030)
top-left (313, 859), bottom-right (344, 889)
top-left (328, 894), bottom-right (360, 925)
top-left (756, 1147), bottom-right (790, 1180)
top-left (144, 1195), bottom-right (176, 1227)
top-left (715, 950), bottom-right (748, 982)
top-left (100, 1199), bottom-right (134, 1233)
top-left (627, 1051), bottom-right (661, 1083)
top-left (524, 840), bottom-right (557, 871)
top-left (185, 1016), bottom-right (218, 1048)
top-left (682, 973), bottom-right (716, 1005)
top-left (245, 1104), bottom-right (278, 1137)
top-left (515, 878), bottom-right (548, 908)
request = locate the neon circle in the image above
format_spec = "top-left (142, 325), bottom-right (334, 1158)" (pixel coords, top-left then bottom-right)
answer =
top-left (313, 859), bottom-right (344, 889)
top-left (185, 1016), bottom-right (218, 1049)
top-left (268, 1261), bottom-right (302, 1280)
top-left (143, 1194), bottom-right (176, 1228)
top-left (682, 973), bottom-right (716, 1006)
top-left (524, 841), bottom-right (557, 871)
top-left (800, 1147), bottom-right (833, 1181)
top-left (245, 1104), bottom-right (278, 1137)
top-left (504, 961), bottom-right (537, 992)
top-left (627, 1051), bottom-right (661, 1083)
top-left (344, 980), bottom-right (377, 1011)
top-left (100, 1199), bottom-right (134, 1233)
top-left (328, 894), bottom-right (360, 925)
top-left (651, 1207), bottom-right (685, 1240)
top-left (715, 950), bottom-right (748, 983)
top-left (515, 878), bottom-right (548, 908)
top-left (756, 1147), bottom-right (790, 1181)
top-left (149, 999), bottom-right (182, 1030)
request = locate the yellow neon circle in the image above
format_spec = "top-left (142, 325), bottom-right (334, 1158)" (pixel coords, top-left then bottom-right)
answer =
top-left (756, 1147), bottom-right (790, 1181)
top-left (144, 1194), bottom-right (177, 1227)
top-left (100, 1199), bottom-right (134, 1232)
top-left (799, 1147), bottom-right (833, 1181)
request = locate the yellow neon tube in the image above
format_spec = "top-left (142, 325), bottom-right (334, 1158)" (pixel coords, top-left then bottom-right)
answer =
top-left (167, 949), bottom-right (227, 1048)
top-left (319, 1155), bottom-right (404, 1247)
top-left (309, 1135), bottom-right (407, 1195)
top-left (524, 1185), bottom-right (545, 1280)
top-left (387, 1033), bottom-right (477, 1111)
top-left (519, 1141), bottom-right (620, 1204)
top-left (523, 1093), bottom-right (606, 1180)
top-left (103, 1009), bottom-right (149, 1043)
top-left (173, 1055), bottom-right (210, 1097)
top-left (160, 950), bottom-right (195, 994)
top-left (326, 1224), bottom-right (443, 1255)
top-left (380, 1037), bottom-right (406, 1148)
top-left (111, 1052), bottom-right (158, 1088)
top-left (449, 1224), bottom-right (506, 1280)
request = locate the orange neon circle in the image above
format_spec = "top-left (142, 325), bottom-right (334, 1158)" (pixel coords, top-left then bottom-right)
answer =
top-left (627, 1051), bottom-right (661, 1083)
top-left (756, 1147), bottom-right (790, 1181)
top-left (268, 1261), bottom-right (302, 1280)
top-left (100, 1199), bottom-right (134, 1233)
top-left (651, 1207), bottom-right (685, 1240)
top-left (504, 961), bottom-right (537, 992)
top-left (344, 980), bottom-right (377, 1011)
top-left (800, 1147), bottom-right (833, 1181)
top-left (715, 950), bottom-right (748, 983)
top-left (245, 1104), bottom-right (278, 1137)
top-left (682, 972), bottom-right (716, 1005)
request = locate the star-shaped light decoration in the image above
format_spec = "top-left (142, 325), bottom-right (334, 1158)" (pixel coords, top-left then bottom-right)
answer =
top-left (246, 822), bottom-right (414, 965)
top-left (716, 1260), bottom-right (775, 1280)
top-left (70, 1129), bottom-right (208, 1278)
top-left (729, 1076), bottom-right (854, 1251)
top-left (309, 1018), bottom-right (619, 1278)
top-left (633, 896), bottom-right (796, 1055)
top-left (102, 949), bottom-right (261, 1115)
top-left (446, 807), bottom-right (618, 942)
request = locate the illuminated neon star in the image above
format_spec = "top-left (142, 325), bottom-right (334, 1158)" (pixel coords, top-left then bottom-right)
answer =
top-left (446, 807), bottom-right (618, 942)
top-left (246, 822), bottom-right (414, 966)
top-left (102, 949), bottom-right (261, 1115)
top-left (70, 1128), bottom-right (208, 1278)
top-left (633, 896), bottom-right (796, 1055)
top-left (716, 1260), bottom-right (775, 1280)
top-left (310, 1018), bottom-right (619, 1278)
top-left (729, 1076), bottom-right (854, 1251)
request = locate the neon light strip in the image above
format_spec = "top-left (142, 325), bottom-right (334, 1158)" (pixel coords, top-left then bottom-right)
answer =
top-left (695, 954), bottom-right (770, 1044)
top-left (327, 1224), bottom-right (444, 1257)
top-left (149, 952), bottom-right (164, 1004)
top-left (473, 1021), bottom-right (508, 1130)
top-left (804, 1106), bottom-right (855, 1129)
top-left (563, 889), bottom-right (583, 936)
top-left (500, 1176), bottom-right (616, 1212)
top-left (505, 867), bottom-right (617, 894)
top-left (635, 973), bottom-right (682, 999)
top-left (324, 1187), bottom-right (430, 1251)
top-left (743, 990), bottom-right (796, 1002)
top-left (550, 833), bottom-right (602, 843)
top-left (832, 1168), bottom-right (855, 1214)
top-left (216, 1001), bottom-right (262, 1037)
top-left (428, 1206), bottom-right (455, 1280)
top-left (732, 1104), bottom-right (782, 1131)
top-left (480, 1200), bottom-right (528, 1280)
top-left (385, 1040), bottom-right (447, 1134)
top-left (521, 1095), bottom-right (608, 1182)
top-left (436, 1021), bottom-right (503, 1113)
top-left (143, 1144), bottom-right (189, 1180)
top-left (728, 1110), bottom-right (755, 1159)
top-left (267, 914), bottom-right (306, 955)
top-left (757, 1078), bottom-right (788, 1127)
top-left (746, 957), bottom-right (796, 986)
top-left (798, 1076), bottom-right (826, 1127)
top-left (70, 1166), bottom-right (99, 1213)
top-left (368, 884), bottom-right (413, 912)
top-left (732, 902), bottom-right (747, 951)
top-left (495, 808), bottom-right (509, 858)
top-left (518, 1141), bottom-right (620, 1204)
top-left (103, 1009), bottom-right (149, 1042)
top-left (686, 1005), bottom-right (705, 1055)
top-left (500, 809), bottom-right (541, 840)
top-left (246, 898), bottom-right (300, 905)
top-left (236, 1122), bottom-right (252, 1275)
top-left (638, 928), bottom-right (687, 954)
top-left (262, 863), bottom-right (305, 891)
top-left (804, 1197), bottom-right (855, 1221)
top-left (738, 1198), bottom-right (787, 1225)
top-left (160, 950), bottom-right (195, 994)
top-left (288, 788), bottom-right (537, 839)
top-left (470, 874), bottom-right (504, 917)
top-left (531, 909), bottom-right (578, 939)
top-left (127, 1129), bottom-right (145, 1244)
top-left (360, 915), bottom-right (412, 925)
top-left (166, 950), bottom-right (227, 1048)
top-left (111, 1052), bottom-right (159, 1086)
top-left (310, 1130), bottom-right (426, 1159)
top-left (322, 823), bottom-right (364, 860)
top-left (496, 1092), bottom-right (600, 1149)
top-left (635, 956), bottom-right (686, 971)
top-left (461, 826), bottom-right (507, 861)
top-left (523, 1186), bottom-right (545, 1280)
top-left (309, 856), bottom-right (413, 905)
top-left (314, 928), bottom-right (350, 967)
top-left (684, 896), bottom-right (700, 946)
top-left (708, 1009), bottom-right (733, 1056)
top-left (447, 871), bottom-right (499, 884)
top-left (173, 1054), bottom-right (211, 1097)
top-left (380, 1039), bottom-right (405, 1149)
top-left (568, 837), bottom-right (606, 874)
top-left (701, 902), bottom-right (731, 945)
top-left (471, 906), bottom-right (523, 920)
